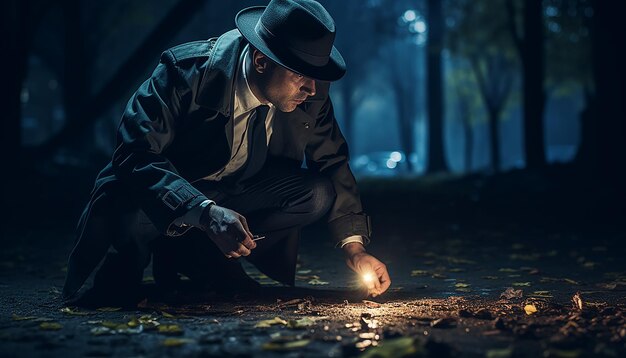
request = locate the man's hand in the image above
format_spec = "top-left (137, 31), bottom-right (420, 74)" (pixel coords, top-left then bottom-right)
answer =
top-left (200, 204), bottom-right (256, 258)
top-left (343, 243), bottom-right (391, 297)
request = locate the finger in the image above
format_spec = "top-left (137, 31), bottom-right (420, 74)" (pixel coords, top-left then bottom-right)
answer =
top-left (239, 215), bottom-right (255, 241)
top-left (227, 251), bottom-right (241, 259)
top-left (234, 220), bottom-right (253, 244)
top-left (377, 266), bottom-right (391, 294)
top-left (235, 243), bottom-right (251, 257)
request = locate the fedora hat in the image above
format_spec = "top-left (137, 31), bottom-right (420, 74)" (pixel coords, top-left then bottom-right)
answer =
top-left (235, 0), bottom-right (346, 82)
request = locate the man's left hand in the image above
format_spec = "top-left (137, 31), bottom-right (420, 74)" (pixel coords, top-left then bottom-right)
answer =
top-left (343, 243), bottom-right (391, 297)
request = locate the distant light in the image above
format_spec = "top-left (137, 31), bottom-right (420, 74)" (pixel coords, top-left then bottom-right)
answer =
top-left (403, 10), bottom-right (417, 22)
top-left (362, 272), bottom-right (375, 284)
top-left (390, 151), bottom-right (402, 162)
top-left (386, 159), bottom-right (397, 169)
top-left (20, 88), bottom-right (29, 103)
top-left (412, 20), bottom-right (426, 33)
top-left (545, 6), bottom-right (558, 17)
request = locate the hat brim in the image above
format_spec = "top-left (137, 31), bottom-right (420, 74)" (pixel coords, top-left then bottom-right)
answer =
top-left (235, 6), bottom-right (346, 82)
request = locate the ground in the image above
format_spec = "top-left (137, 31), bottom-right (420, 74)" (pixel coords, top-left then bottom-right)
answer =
top-left (1, 166), bottom-right (625, 357)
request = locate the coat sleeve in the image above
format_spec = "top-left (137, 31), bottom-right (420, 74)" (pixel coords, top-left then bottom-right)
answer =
top-left (112, 50), bottom-right (208, 236)
top-left (304, 97), bottom-right (371, 245)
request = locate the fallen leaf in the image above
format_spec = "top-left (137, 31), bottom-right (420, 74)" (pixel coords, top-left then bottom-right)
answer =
top-left (96, 307), bottom-right (122, 312)
top-left (287, 317), bottom-right (315, 328)
top-left (572, 292), bottom-right (583, 310)
top-left (524, 304), bottom-right (538, 315)
top-left (543, 349), bottom-right (582, 358)
top-left (410, 270), bottom-right (429, 277)
top-left (512, 282), bottom-right (531, 287)
top-left (430, 317), bottom-right (456, 328)
top-left (486, 347), bottom-right (513, 358)
top-left (530, 291), bottom-right (553, 298)
top-left (255, 317), bottom-right (288, 328)
top-left (11, 314), bottom-right (37, 321)
top-left (431, 273), bottom-right (447, 279)
top-left (498, 268), bottom-right (518, 273)
top-left (362, 300), bottom-right (381, 308)
top-left (563, 278), bottom-right (580, 285)
top-left (39, 322), bottom-right (62, 331)
top-left (158, 324), bottom-right (183, 335)
top-left (262, 339), bottom-right (310, 351)
top-left (454, 283), bottom-right (471, 288)
top-left (60, 307), bottom-right (91, 316)
top-left (482, 276), bottom-right (499, 280)
top-left (307, 278), bottom-right (329, 285)
top-left (500, 288), bottom-right (523, 300)
top-left (448, 268), bottom-right (466, 273)
top-left (360, 337), bottom-right (420, 358)
top-left (162, 338), bottom-right (194, 347)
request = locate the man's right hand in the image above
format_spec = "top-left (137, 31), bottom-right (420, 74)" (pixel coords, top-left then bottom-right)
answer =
top-left (199, 204), bottom-right (256, 258)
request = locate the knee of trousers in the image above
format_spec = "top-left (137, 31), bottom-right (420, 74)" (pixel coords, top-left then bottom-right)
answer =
top-left (294, 175), bottom-right (336, 222)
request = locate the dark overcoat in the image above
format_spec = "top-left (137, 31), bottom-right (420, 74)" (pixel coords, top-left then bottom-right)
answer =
top-left (63, 29), bottom-right (370, 299)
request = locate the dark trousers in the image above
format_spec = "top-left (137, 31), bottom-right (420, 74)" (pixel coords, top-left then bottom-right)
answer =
top-left (92, 161), bottom-right (336, 298)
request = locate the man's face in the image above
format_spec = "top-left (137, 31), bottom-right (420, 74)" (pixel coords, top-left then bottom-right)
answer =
top-left (252, 51), bottom-right (317, 112)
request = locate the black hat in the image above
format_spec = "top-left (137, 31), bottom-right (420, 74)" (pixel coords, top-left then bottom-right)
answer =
top-left (235, 0), bottom-right (346, 82)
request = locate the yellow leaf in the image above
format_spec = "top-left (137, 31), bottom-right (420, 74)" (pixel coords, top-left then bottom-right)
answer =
top-left (455, 283), bottom-right (471, 288)
top-left (287, 317), bottom-right (315, 328)
top-left (255, 317), bottom-right (288, 328)
top-left (40, 322), bottom-right (63, 330)
top-left (512, 282), bottom-right (531, 287)
top-left (524, 304), bottom-right (538, 315)
top-left (162, 338), bottom-right (194, 347)
top-left (263, 339), bottom-right (311, 351)
top-left (161, 311), bottom-right (176, 318)
top-left (158, 324), bottom-right (183, 335)
top-left (486, 347), bottom-right (513, 358)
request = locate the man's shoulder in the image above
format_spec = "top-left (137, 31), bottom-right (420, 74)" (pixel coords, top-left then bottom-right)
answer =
top-left (165, 38), bottom-right (218, 64)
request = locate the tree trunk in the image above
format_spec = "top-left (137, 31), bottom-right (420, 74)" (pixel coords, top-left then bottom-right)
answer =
top-left (425, 0), bottom-right (447, 173)
top-left (587, 0), bottom-right (626, 189)
top-left (488, 109), bottom-right (501, 171)
top-left (394, 84), bottom-right (415, 173)
top-left (521, 0), bottom-right (546, 169)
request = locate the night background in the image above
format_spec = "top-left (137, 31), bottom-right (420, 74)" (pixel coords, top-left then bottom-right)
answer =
top-left (2, 0), bottom-right (625, 357)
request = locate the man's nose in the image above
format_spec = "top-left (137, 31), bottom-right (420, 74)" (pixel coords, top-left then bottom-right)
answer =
top-left (302, 78), bottom-right (316, 97)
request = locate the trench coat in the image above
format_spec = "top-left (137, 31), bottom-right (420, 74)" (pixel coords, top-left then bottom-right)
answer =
top-left (62, 29), bottom-right (371, 300)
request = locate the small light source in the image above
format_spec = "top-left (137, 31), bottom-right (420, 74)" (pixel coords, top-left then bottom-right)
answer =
top-left (362, 272), bottom-right (375, 284)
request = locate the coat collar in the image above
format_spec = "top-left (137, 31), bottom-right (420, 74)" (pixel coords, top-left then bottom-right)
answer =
top-left (196, 29), bottom-right (247, 116)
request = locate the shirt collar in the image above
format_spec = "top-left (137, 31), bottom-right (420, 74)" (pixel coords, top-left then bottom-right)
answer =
top-left (234, 45), bottom-right (263, 114)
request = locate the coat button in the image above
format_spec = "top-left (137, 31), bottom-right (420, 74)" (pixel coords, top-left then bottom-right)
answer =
top-left (303, 122), bottom-right (310, 129)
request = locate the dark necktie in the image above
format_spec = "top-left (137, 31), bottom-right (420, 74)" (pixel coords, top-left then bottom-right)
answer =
top-left (238, 105), bottom-right (270, 182)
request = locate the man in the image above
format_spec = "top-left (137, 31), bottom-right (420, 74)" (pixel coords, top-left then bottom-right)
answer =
top-left (63, 0), bottom-right (391, 306)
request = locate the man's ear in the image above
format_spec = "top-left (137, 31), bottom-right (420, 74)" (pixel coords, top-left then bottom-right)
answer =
top-left (252, 49), bottom-right (270, 74)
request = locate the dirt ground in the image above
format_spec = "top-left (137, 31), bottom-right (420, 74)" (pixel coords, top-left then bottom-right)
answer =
top-left (1, 167), bottom-right (625, 357)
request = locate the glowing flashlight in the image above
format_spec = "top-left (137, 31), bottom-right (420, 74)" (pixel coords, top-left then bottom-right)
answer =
top-left (362, 272), bottom-right (375, 284)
